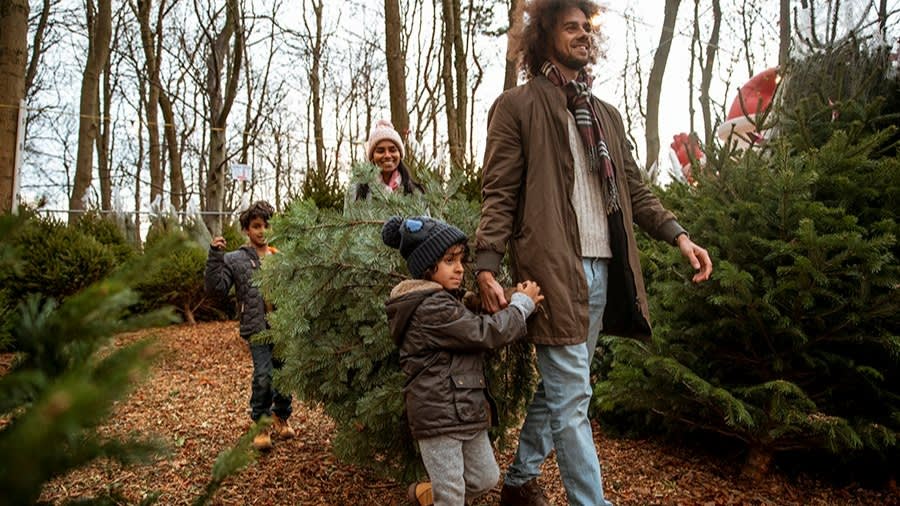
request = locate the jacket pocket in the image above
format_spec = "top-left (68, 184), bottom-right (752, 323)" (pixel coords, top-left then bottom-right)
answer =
top-left (451, 373), bottom-right (487, 423)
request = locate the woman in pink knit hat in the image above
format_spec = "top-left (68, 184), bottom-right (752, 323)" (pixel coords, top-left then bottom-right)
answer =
top-left (351, 119), bottom-right (424, 201)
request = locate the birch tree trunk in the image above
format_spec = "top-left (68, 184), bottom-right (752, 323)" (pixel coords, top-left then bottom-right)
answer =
top-left (70, 0), bottom-right (112, 221)
top-left (0, 0), bottom-right (28, 213)
top-left (384, 0), bottom-right (409, 139)
top-left (644, 0), bottom-right (680, 172)
top-left (203, 0), bottom-right (243, 235)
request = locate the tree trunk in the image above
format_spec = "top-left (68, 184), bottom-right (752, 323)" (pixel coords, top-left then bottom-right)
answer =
top-left (384, 0), bottom-right (409, 140)
top-left (440, 0), bottom-right (466, 170)
top-left (24, 0), bottom-right (50, 96)
top-left (699, 0), bottom-right (721, 145)
top-left (645, 0), bottom-right (681, 172)
top-left (70, 0), bottom-right (113, 221)
top-left (136, 0), bottom-right (165, 204)
top-left (452, 0), bottom-right (467, 167)
top-left (183, 302), bottom-right (196, 325)
top-left (503, 0), bottom-right (519, 90)
top-left (203, 0), bottom-right (242, 235)
top-left (742, 445), bottom-right (774, 481)
top-left (97, 45), bottom-right (113, 211)
top-left (160, 93), bottom-right (185, 212)
top-left (0, 0), bottom-right (28, 213)
top-left (305, 0), bottom-right (326, 180)
top-left (779, 0), bottom-right (791, 69)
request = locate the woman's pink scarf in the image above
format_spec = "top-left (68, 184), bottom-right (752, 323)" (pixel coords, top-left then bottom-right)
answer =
top-left (383, 169), bottom-right (402, 192)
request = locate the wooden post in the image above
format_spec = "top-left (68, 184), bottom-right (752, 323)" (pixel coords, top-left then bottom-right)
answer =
top-left (12, 99), bottom-right (25, 214)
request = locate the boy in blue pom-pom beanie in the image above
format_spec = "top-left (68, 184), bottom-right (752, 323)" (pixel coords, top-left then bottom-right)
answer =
top-left (382, 215), bottom-right (543, 506)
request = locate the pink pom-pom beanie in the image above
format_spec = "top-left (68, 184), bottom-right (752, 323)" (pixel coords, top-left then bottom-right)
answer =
top-left (366, 119), bottom-right (405, 161)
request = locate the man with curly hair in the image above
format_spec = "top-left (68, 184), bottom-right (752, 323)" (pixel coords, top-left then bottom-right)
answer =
top-left (474, 1), bottom-right (713, 504)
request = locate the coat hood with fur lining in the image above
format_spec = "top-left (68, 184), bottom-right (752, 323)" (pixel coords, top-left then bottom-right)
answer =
top-left (385, 279), bottom-right (444, 346)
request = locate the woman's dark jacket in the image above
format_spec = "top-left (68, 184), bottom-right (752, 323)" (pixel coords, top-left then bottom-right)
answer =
top-left (385, 279), bottom-right (527, 439)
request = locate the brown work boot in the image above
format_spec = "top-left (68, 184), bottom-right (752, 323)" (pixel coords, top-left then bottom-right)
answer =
top-left (252, 431), bottom-right (273, 451)
top-left (407, 481), bottom-right (434, 505)
top-left (499, 478), bottom-right (549, 506)
top-left (272, 414), bottom-right (296, 439)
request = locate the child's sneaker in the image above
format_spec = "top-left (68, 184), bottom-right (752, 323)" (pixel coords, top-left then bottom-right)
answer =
top-left (252, 431), bottom-right (273, 451)
top-left (407, 482), bottom-right (433, 506)
top-left (272, 414), bottom-right (296, 439)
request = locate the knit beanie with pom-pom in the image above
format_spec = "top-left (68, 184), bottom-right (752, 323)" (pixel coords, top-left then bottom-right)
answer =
top-left (366, 119), bottom-right (405, 161)
top-left (382, 216), bottom-right (467, 279)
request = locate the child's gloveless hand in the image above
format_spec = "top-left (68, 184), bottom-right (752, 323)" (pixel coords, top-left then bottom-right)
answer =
top-left (516, 280), bottom-right (544, 306)
top-left (211, 236), bottom-right (227, 251)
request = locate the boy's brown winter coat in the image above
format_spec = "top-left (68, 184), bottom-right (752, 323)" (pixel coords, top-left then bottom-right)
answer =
top-left (385, 280), bottom-right (527, 440)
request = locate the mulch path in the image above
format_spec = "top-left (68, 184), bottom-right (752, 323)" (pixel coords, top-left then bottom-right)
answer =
top-left (32, 321), bottom-right (896, 505)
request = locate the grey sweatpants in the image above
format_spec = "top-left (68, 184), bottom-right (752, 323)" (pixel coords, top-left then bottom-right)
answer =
top-left (417, 431), bottom-right (500, 506)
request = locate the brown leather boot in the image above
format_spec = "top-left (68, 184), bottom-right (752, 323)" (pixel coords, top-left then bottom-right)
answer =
top-left (272, 414), bottom-right (296, 439)
top-left (406, 482), bottom-right (434, 505)
top-left (252, 431), bottom-right (273, 451)
top-left (499, 478), bottom-right (549, 506)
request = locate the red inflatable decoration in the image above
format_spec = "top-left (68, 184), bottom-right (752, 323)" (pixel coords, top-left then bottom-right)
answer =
top-left (717, 67), bottom-right (780, 148)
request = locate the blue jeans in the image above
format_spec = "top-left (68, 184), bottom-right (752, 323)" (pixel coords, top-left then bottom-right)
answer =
top-left (505, 258), bottom-right (613, 506)
top-left (249, 341), bottom-right (293, 422)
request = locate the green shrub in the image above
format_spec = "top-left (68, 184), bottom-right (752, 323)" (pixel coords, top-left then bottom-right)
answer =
top-left (134, 229), bottom-right (223, 325)
top-left (71, 211), bottom-right (136, 264)
top-left (596, 46), bottom-right (899, 481)
top-left (0, 222), bottom-right (255, 505)
top-left (1, 215), bottom-right (117, 304)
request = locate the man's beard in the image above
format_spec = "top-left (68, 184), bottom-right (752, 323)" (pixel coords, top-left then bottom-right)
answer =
top-left (553, 47), bottom-right (590, 71)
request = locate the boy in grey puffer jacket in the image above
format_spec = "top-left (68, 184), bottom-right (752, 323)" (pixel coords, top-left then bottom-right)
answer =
top-left (382, 216), bottom-right (543, 506)
top-left (205, 201), bottom-right (293, 451)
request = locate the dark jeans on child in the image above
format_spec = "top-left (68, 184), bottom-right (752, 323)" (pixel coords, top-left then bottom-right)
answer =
top-left (249, 341), bottom-right (292, 421)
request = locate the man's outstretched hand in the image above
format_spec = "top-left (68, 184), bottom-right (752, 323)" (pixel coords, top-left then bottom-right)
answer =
top-left (676, 234), bottom-right (713, 283)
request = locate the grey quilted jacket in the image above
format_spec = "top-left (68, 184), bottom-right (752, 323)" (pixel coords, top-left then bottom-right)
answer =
top-left (205, 245), bottom-right (271, 339)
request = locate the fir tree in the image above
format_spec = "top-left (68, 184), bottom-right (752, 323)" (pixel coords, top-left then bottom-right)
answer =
top-left (262, 168), bottom-right (538, 480)
top-left (0, 216), bottom-right (178, 505)
top-left (596, 44), bottom-right (899, 481)
top-left (0, 216), bottom-right (261, 504)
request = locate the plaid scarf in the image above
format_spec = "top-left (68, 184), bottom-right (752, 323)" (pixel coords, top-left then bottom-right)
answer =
top-left (541, 61), bottom-right (621, 214)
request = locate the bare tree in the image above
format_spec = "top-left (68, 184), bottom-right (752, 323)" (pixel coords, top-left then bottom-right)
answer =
top-left (385, 0), bottom-right (409, 138)
top-left (0, 0), bottom-right (29, 213)
top-left (299, 0), bottom-right (328, 179)
top-left (70, 0), bottom-right (112, 220)
top-left (408, 0), bottom-right (442, 157)
top-left (96, 4), bottom-right (127, 211)
top-left (503, 0), bottom-right (520, 90)
top-left (780, 0), bottom-right (791, 68)
top-left (699, 0), bottom-right (721, 145)
top-left (440, 0), bottom-right (468, 169)
top-left (200, 0), bottom-right (243, 235)
top-left (645, 0), bottom-right (681, 172)
top-left (25, 0), bottom-right (55, 96)
top-left (133, 0), bottom-right (169, 205)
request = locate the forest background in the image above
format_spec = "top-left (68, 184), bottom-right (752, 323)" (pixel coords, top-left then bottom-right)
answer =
top-left (1, 0), bottom-right (896, 231)
top-left (0, 1), bottom-right (898, 503)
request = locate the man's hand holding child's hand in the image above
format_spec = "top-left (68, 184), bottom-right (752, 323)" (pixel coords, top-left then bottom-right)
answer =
top-left (516, 280), bottom-right (544, 306)
top-left (211, 236), bottom-right (227, 251)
